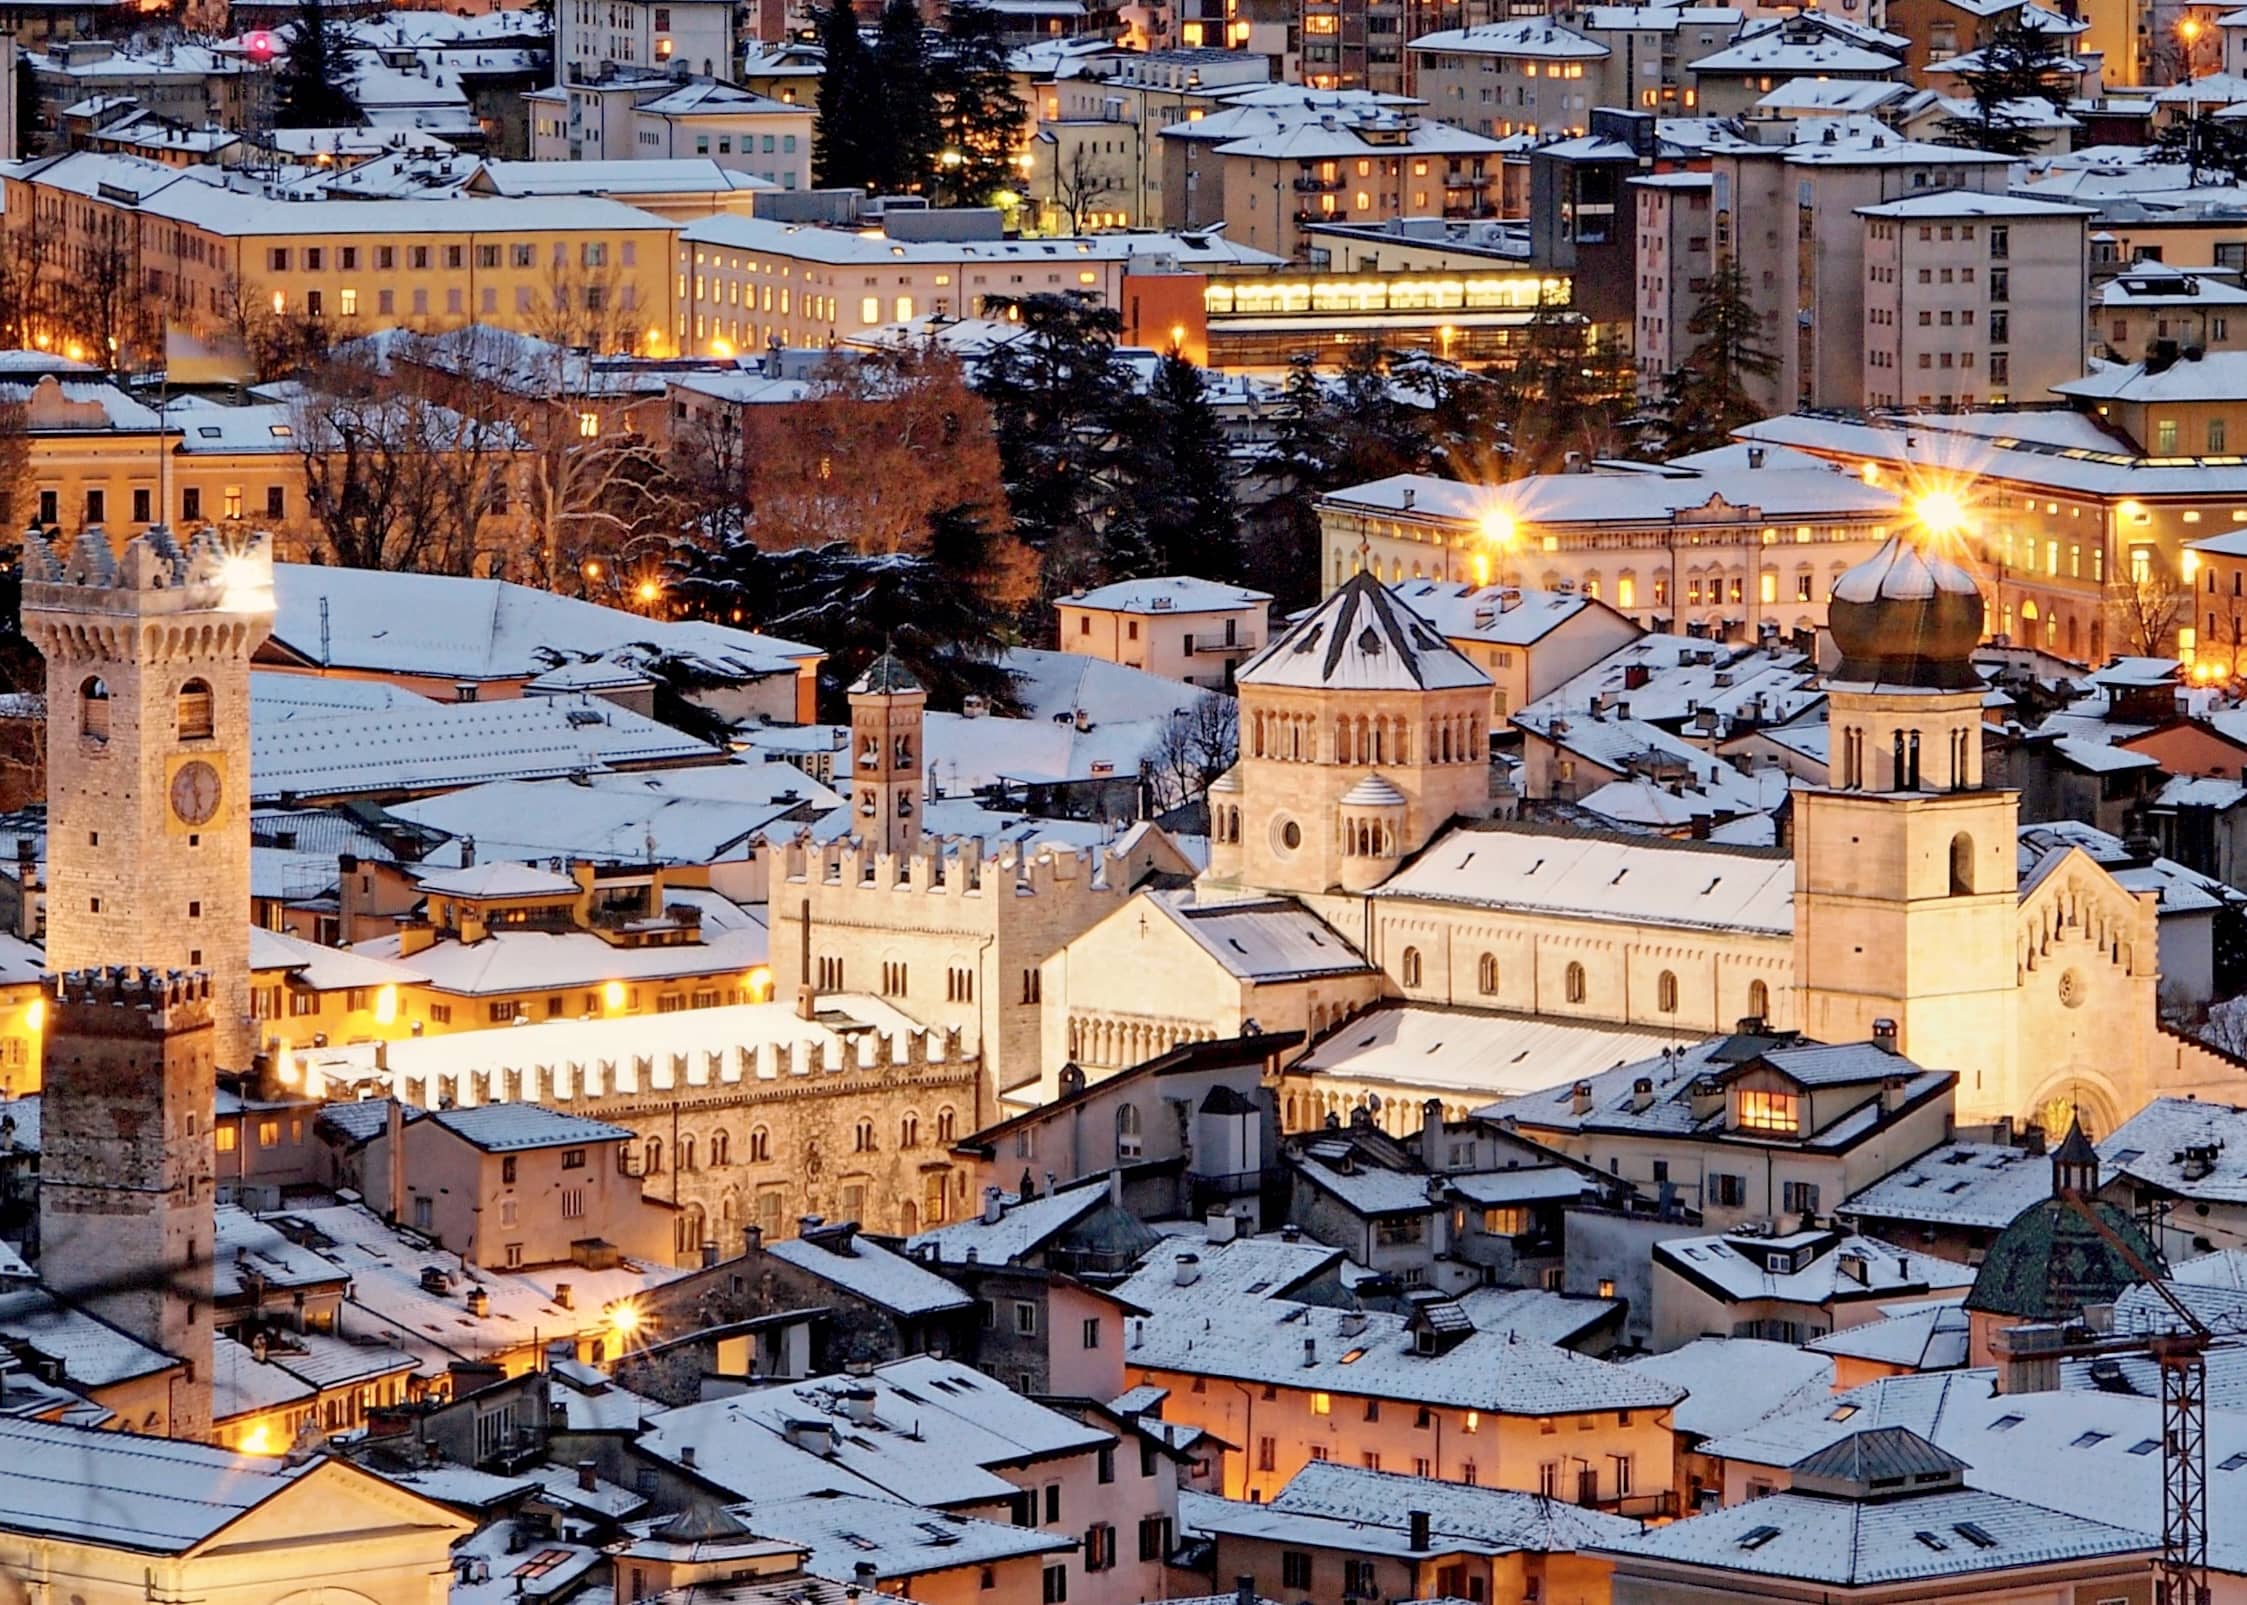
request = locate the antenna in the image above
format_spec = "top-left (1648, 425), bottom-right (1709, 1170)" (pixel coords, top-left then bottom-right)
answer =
top-left (319, 596), bottom-right (331, 666)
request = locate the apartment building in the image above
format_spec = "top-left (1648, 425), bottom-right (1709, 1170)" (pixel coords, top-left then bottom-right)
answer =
top-left (1410, 7), bottom-right (1744, 137)
top-left (1030, 49), bottom-right (1274, 233)
top-left (674, 212), bottom-right (1281, 354)
top-left (1711, 125), bottom-right (2012, 412)
top-left (5, 151), bottom-right (681, 363)
top-left (1631, 169), bottom-right (1712, 394)
top-left (531, 73), bottom-right (812, 185)
top-left (1860, 190), bottom-right (2091, 409)
top-left (1159, 103), bottom-right (1502, 259)
top-left (2095, 262), bottom-right (2247, 361)
top-left (1055, 577), bottom-right (1274, 687)
top-left (556, 0), bottom-right (738, 82)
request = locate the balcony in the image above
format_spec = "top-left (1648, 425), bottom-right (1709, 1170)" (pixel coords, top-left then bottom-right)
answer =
top-left (1293, 173), bottom-right (1345, 192)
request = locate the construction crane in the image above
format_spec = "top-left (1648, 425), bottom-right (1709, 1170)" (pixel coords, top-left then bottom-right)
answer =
top-left (2057, 1188), bottom-right (2215, 1605)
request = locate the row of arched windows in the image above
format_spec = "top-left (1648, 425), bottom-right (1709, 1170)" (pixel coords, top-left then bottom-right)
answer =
top-left (639, 1108), bottom-right (957, 1174)
top-left (1400, 947), bottom-right (1773, 1020)
top-left (1344, 817), bottom-right (1399, 858)
top-left (1249, 709), bottom-right (1490, 767)
top-left (78, 675), bottom-right (215, 747)
top-left (1213, 804), bottom-right (1243, 843)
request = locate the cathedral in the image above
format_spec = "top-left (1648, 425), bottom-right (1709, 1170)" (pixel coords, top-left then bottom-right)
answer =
top-left (1044, 541), bottom-right (2247, 1138)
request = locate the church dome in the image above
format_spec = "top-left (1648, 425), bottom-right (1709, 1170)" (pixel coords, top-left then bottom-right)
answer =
top-left (1827, 535), bottom-right (1985, 690)
top-left (1340, 773), bottom-right (1407, 808)
top-left (1964, 1126), bottom-right (2164, 1322)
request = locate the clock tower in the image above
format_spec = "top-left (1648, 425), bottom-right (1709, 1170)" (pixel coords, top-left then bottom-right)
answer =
top-left (21, 529), bottom-right (274, 1068)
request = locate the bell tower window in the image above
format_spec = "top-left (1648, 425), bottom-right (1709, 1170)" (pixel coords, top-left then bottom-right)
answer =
top-left (78, 678), bottom-right (109, 746)
top-left (177, 679), bottom-right (213, 741)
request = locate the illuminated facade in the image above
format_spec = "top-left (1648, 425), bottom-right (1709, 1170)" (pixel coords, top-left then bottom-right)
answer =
top-left (1202, 268), bottom-right (1573, 364)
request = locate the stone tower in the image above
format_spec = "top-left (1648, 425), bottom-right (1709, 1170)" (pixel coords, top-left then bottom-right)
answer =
top-left (1209, 573), bottom-right (1494, 898)
top-left (20, 529), bottom-right (273, 1068)
top-left (1794, 534), bottom-right (2022, 1114)
top-left (37, 967), bottom-right (216, 1441)
top-left (848, 653), bottom-right (926, 858)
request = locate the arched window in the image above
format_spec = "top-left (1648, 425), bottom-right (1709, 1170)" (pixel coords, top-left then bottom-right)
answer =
top-left (710, 1130), bottom-right (730, 1167)
top-left (1402, 946), bottom-right (1423, 988)
top-left (676, 1204), bottom-right (705, 1257)
top-left (749, 1125), bottom-right (770, 1162)
top-left (853, 1118), bottom-right (875, 1152)
top-left (900, 1112), bottom-right (920, 1148)
top-left (936, 1107), bottom-right (956, 1144)
top-left (176, 678), bottom-right (213, 741)
top-left (643, 1136), bottom-right (663, 1174)
top-left (1657, 970), bottom-right (1679, 1013)
top-left (1950, 832), bottom-right (1975, 896)
top-left (1748, 979), bottom-right (1770, 1021)
top-left (1477, 952), bottom-right (1498, 996)
top-left (1564, 962), bottom-right (1586, 1004)
top-left (678, 1134), bottom-right (696, 1171)
top-left (79, 677), bottom-right (109, 746)
top-left (1117, 1103), bottom-right (1143, 1160)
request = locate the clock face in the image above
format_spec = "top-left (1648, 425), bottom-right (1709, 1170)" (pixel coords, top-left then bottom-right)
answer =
top-left (170, 760), bottom-right (221, 827)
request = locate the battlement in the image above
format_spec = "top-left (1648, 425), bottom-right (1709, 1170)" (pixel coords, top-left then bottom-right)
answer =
top-left (46, 966), bottom-right (215, 1031)
top-left (20, 526), bottom-right (276, 620)
top-left (770, 833), bottom-right (1137, 903)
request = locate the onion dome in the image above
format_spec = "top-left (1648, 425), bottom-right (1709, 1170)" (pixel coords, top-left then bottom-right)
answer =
top-left (1827, 535), bottom-right (1984, 691)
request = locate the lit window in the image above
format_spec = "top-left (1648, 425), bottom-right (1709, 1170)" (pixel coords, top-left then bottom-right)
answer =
top-left (1737, 1089), bottom-right (1800, 1132)
top-left (1310, 1392), bottom-right (1332, 1415)
top-left (578, 412), bottom-right (600, 439)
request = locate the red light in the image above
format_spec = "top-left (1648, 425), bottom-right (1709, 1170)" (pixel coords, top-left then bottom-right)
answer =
top-left (245, 30), bottom-right (275, 59)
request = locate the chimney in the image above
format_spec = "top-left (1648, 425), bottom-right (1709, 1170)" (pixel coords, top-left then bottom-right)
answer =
top-left (744, 1224), bottom-right (763, 1253)
top-left (1872, 1018), bottom-right (1898, 1054)
top-left (1747, 446), bottom-right (1766, 469)
top-left (577, 1461), bottom-right (598, 1492)
top-left (1629, 1076), bottom-right (1655, 1114)
top-left (1408, 1510), bottom-right (1431, 1551)
top-left (1174, 1252), bottom-right (1202, 1287)
top-left (1280, 1223), bottom-right (1300, 1243)
top-left (555, 1283), bottom-right (574, 1309)
top-left (1992, 1322), bottom-right (2066, 1395)
top-left (1570, 1081), bottom-right (1593, 1116)
top-left (796, 984), bottom-right (818, 1021)
top-left (386, 1096), bottom-right (406, 1223)
top-left (680, 1445), bottom-right (696, 1468)
top-left (466, 1287), bottom-right (490, 1318)
top-left (1204, 1210), bottom-right (1240, 1244)
top-left (843, 1386), bottom-right (877, 1426)
top-left (1302, 1336), bottom-right (1317, 1367)
top-left (1235, 1578), bottom-right (1256, 1605)
top-left (983, 1187), bottom-right (1004, 1225)
top-left (855, 1563), bottom-right (879, 1591)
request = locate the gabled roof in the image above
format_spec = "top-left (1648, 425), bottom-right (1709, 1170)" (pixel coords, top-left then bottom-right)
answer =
top-left (1238, 572), bottom-right (1489, 693)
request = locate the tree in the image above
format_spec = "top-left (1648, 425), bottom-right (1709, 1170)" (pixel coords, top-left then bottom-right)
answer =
top-left (871, 0), bottom-right (939, 194)
top-left (1048, 140), bottom-right (1120, 233)
top-left (932, 2), bottom-right (1026, 206)
top-left (1936, 18), bottom-right (2074, 157)
top-left (1107, 352), bottom-right (1241, 581)
top-left (274, 0), bottom-right (361, 129)
top-left (1654, 260), bottom-right (1781, 456)
top-left (813, 0), bottom-right (876, 190)
top-left (2108, 550), bottom-right (2187, 659)
top-left (1147, 690), bottom-right (1239, 809)
top-left (2148, 110), bottom-right (2247, 188)
top-left (972, 293), bottom-right (1137, 594)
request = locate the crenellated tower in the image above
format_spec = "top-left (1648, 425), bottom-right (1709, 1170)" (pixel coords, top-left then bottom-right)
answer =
top-left (848, 652), bottom-right (926, 859)
top-left (19, 528), bottom-right (273, 1068)
top-left (37, 966), bottom-right (216, 1440)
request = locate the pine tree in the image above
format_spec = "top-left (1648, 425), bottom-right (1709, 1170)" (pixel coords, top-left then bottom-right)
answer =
top-left (2148, 109), bottom-right (2247, 187)
top-left (813, 0), bottom-right (874, 190)
top-left (274, 0), bottom-right (360, 130)
top-left (933, 2), bottom-right (1026, 205)
top-left (1655, 261), bottom-right (1779, 457)
top-left (1130, 351), bottom-right (1242, 580)
top-left (871, 0), bottom-right (939, 193)
top-left (1937, 18), bottom-right (2074, 157)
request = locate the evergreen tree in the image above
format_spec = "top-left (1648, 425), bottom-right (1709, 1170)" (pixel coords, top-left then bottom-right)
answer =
top-left (813, 0), bottom-right (875, 190)
top-left (871, 0), bottom-right (939, 193)
top-left (971, 292), bottom-right (1135, 594)
top-left (933, 2), bottom-right (1026, 206)
top-left (2148, 109), bottom-right (2247, 187)
top-left (274, 0), bottom-right (360, 129)
top-left (1126, 351), bottom-right (1242, 580)
top-left (1937, 18), bottom-right (2074, 157)
top-left (1654, 261), bottom-right (1780, 456)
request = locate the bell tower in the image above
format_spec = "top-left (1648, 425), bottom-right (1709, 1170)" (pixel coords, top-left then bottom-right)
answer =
top-left (848, 653), bottom-right (925, 858)
top-left (21, 529), bottom-right (274, 1068)
top-left (1795, 534), bottom-right (2022, 1116)
top-left (38, 967), bottom-right (216, 1441)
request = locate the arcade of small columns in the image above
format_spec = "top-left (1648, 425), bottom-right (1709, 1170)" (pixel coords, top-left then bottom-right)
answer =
top-left (1248, 708), bottom-right (1490, 767)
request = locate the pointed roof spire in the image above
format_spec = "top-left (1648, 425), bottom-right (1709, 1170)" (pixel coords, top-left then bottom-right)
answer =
top-left (850, 651), bottom-right (924, 697)
top-left (1237, 571), bottom-right (1488, 693)
top-left (2051, 1113), bottom-right (2099, 1198)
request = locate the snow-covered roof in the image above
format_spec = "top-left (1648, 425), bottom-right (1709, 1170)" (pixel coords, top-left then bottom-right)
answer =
top-left (1687, 35), bottom-right (1899, 71)
top-left (353, 919), bottom-right (766, 996)
top-left (1840, 1142), bottom-right (2070, 1230)
top-left (680, 213), bottom-right (1285, 269)
top-left (1806, 1300), bottom-right (1970, 1370)
top-left (763, 1233), bottom-right (975, 1318)
top-left (1656, 1232), bottom-right (1977, 1305)
top-left (995, 647), bottom-right (1211, 726)
top-left (1627, 1338), bottom-right (1835, 1439)
top-left (1386, 579), bottom-right (1617, 647)
top-left (2103, 1096), bottom-right (2247, 1203)
top-left (249, 695), bottom-right (720, 802)
top-left (1239, 572), bottom-right (1489, 693)
top-left (267, 563), bottom-right (818, 684)
top-left (428, 1103), bottom-right (633, 1152)
top-left (1855, 189), bottom-right (2091, 219)
top-left (1125, 1295), bottom-right (1684, 1415)
top-left (2055, 350), bottom-right (2247, 405)
top-left (212, 1206), bottom-right (351, 1299)
top-left (1374, 824), bottom-right (1795, 935)
top-left (723, 1490), bottom-right (1070, 1578)
top-left (1148, 889), bottom-right (1375, 983)
top-left (1326, 466), bottom-right (1899, 531)
top-left (1405, 17), bottom-right (1610, 56)
top-left (0, 1289), bottom-right (176, 1387)
top-left (1111, 1233), bottom-right (1345, 1313)
top-left (418, 861), bottom-right (578, 899)
top-left (907, 1177), bottom-right (1111, 1267)
top-left (1588, 1480), bottom-right (2148, 1584)
top-left (1061, 576), bottom-right (1272, 614)
top-left (1291, 1002), bottom-right (1677, 1102)
top-left (1184, 1461), bottom-right (1641, 1556)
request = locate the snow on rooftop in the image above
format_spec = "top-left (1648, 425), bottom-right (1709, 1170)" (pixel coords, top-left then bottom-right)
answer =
top-left (763, 1233), bottom-right (975, 1318)
top-left (1291, 1002), bottom-right (1678, 1102)
top-left (1151, 889), bottom-right (1375, 983)
top-left (429, 1103), bottom-right (634, 1152)
top-left (907, 1177), bottom-right (1112, 1267)
top-left (1185, 1460), bottom-right (1642, 1555)
top-left (1239, 573), bottom-right (1489, 694)
top-left (1839, 1141), bottom-right (2066, 1230)
top-left (1627, 1338), bottom-right (1836, 1439)
top-left (1061, 576), bottom-right (1272, 614)
top-left (1374, 824), bottom-right (1795, 934)
top-left (1805, 1301), bottom-right (1970, 1370)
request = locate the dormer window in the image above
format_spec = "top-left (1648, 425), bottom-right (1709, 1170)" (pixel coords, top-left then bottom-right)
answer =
top-left (1737, 1089), bottom-right (1800, 1133)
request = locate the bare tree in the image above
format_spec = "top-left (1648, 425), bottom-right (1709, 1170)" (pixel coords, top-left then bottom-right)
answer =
top-left (1147, 690), bottom-right (1240, 809)
top-left (1049, 140), bottom-right (1121, 233)
top-left (2109, 552), bottom-right (2187, 659)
